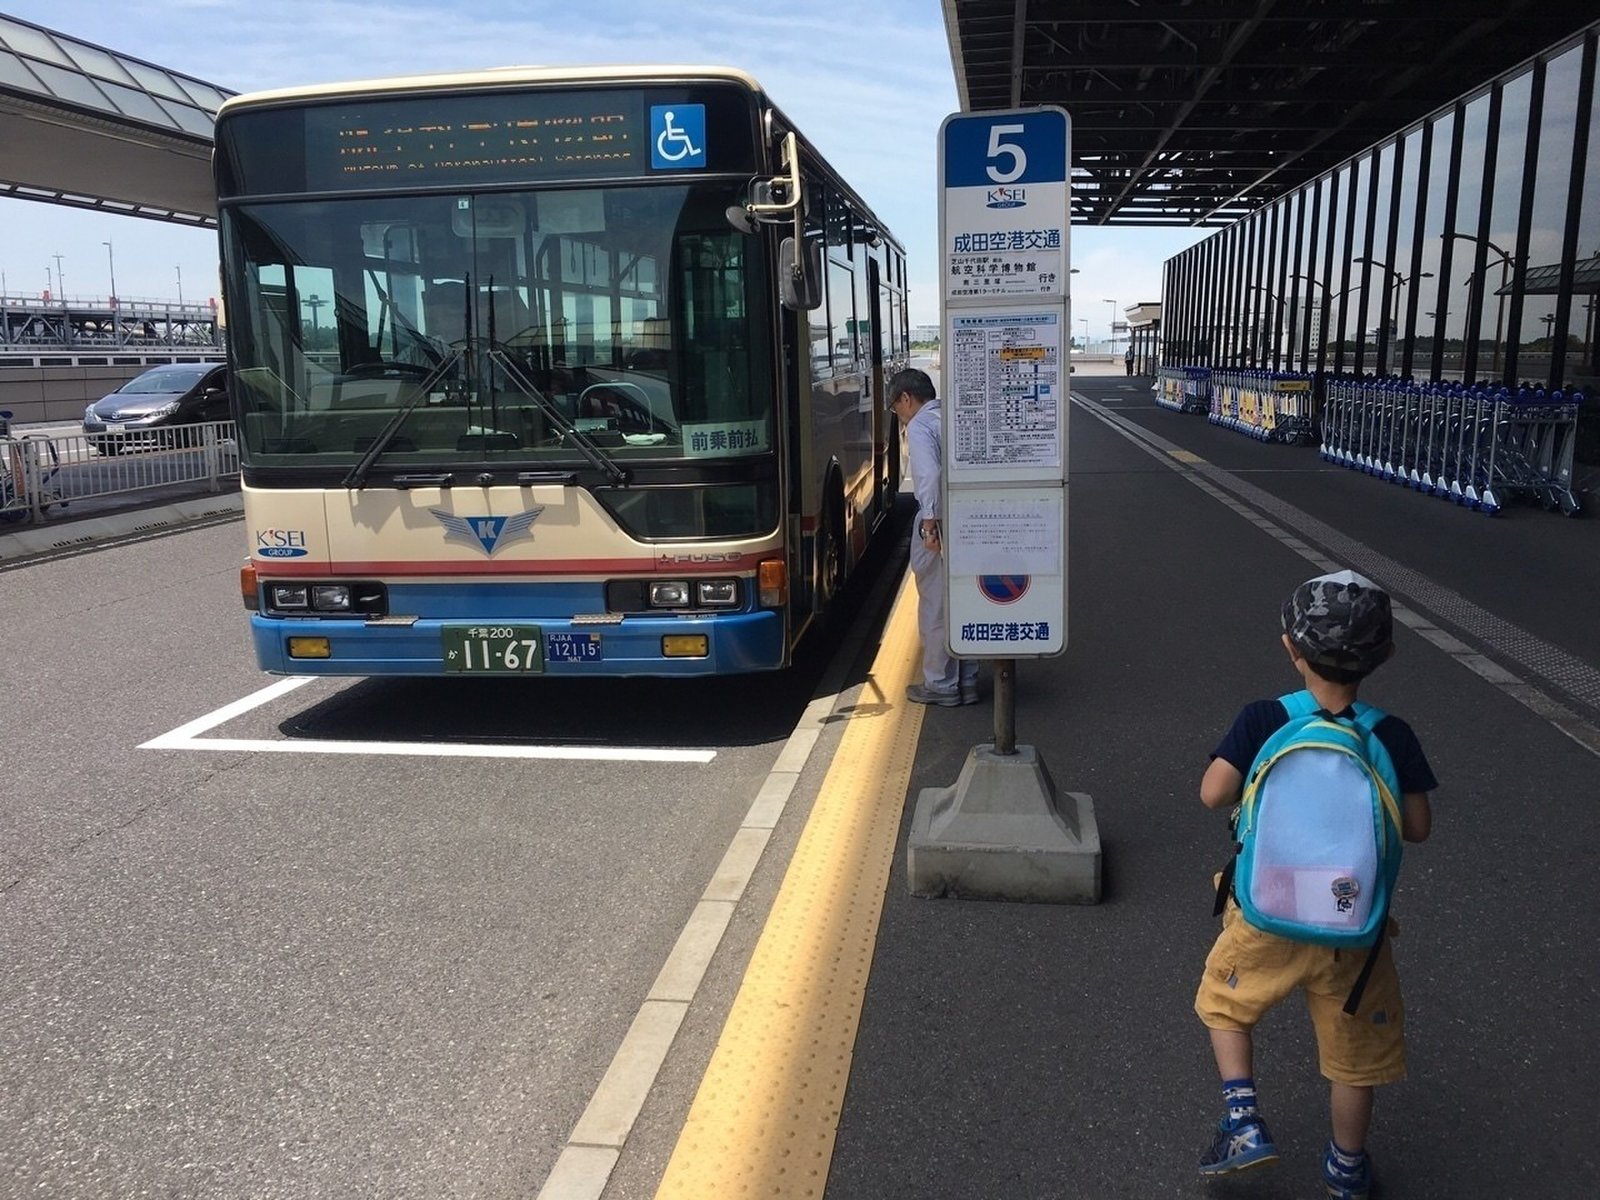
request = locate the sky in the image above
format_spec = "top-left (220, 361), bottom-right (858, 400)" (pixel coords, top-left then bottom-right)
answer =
top-left (0, 0), bottom-right (1206, 340)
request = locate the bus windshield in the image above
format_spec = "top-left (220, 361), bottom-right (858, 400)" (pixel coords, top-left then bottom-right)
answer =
top-left (222, 181), bottom-right (770, 472)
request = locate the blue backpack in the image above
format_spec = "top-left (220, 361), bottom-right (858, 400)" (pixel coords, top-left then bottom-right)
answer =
top-left (1215, 691), bottom-right (1406, 1010)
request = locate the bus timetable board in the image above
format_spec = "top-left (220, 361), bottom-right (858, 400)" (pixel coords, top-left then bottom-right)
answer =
top-left (938, 107), bottom-right (1070, 658)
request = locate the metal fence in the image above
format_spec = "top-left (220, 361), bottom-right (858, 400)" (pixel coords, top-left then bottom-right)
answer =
top-left (1321, 377), bottom-right (1584, 516)
top-left (0, 418), bottom-right (239, 526)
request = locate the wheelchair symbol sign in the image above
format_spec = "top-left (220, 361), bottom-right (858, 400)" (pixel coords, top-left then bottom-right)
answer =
top-left (651, 105), bottom-right (706, 169)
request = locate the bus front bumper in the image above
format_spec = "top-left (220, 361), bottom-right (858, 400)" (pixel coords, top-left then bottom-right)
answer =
top-left (250, 609), bottom-right (787, 677)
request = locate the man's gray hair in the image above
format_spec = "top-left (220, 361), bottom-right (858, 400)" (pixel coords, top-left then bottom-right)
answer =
top-left (886, 367), bottom-right (936, 403)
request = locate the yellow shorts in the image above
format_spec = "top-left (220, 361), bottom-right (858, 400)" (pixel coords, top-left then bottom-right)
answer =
top-left (1195, 900), bottom-right (1407, 1087)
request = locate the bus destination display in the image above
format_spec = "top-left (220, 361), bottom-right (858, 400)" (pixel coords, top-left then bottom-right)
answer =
top-left (306, 94), bottom-right (647, 188)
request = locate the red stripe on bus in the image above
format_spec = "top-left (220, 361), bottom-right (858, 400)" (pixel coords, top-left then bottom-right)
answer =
top-left (254, 552), bottom-right (778, 577)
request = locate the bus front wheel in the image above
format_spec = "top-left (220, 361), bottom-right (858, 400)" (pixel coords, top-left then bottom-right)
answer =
top-left (816, 490), bottom-right (845, 609)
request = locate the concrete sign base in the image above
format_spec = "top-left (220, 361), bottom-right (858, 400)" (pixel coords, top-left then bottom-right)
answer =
top-left (907, 744), bottom-right (1101, 904)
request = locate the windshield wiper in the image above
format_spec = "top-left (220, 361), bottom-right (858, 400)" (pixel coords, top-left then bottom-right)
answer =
top-left (341, 351), bottom-right (463, 489)
top-left (486, 347), bottom-right (630, 487)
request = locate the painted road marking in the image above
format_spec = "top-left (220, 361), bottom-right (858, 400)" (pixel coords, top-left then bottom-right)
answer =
top-left (140, 676), bottom-right (718, 764)
top-left (651, 583), bottom-right (924, 1199)
top-left (534, 540), bottom-right (913, 1200)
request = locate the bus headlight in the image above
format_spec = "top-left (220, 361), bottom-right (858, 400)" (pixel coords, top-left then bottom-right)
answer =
top-left (695, 579), bottom-right (739, 607)
top-left (312, 585), bottom-right (352, 612)
top-left (650, 581), bottom-right (691, 607)
top-left (262, 580), bottom-right (388, 618)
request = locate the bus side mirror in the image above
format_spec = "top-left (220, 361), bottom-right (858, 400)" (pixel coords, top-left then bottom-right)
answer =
top-left (779, 236), bottom-right (822, 311)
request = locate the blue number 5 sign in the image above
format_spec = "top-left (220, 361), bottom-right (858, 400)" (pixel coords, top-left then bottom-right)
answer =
top-left (943, 109), bottom-right (1068, 189)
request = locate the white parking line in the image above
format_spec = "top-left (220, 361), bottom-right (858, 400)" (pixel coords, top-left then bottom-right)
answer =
top-left (139, 676), bottom-right (718, 763)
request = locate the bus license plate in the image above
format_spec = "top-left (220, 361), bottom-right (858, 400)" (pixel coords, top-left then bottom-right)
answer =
top-left (442, 625), bottom-right (544, 673)
top-left (547, 632), bottom-right (603, 662)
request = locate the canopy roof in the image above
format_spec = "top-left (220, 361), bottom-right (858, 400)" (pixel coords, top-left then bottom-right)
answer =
top-left (944, 0), bottom-right (1599, 226)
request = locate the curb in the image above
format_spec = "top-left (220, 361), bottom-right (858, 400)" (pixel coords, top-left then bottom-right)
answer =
top-left (0, 492), bottom-right (243, 561)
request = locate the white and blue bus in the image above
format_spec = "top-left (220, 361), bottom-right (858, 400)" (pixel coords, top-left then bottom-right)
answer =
top-left (215, 66), bottom-right (908, 676)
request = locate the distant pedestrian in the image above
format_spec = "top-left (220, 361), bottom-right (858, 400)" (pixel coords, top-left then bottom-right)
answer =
top-left (887, 367), bottom-right (978, 707)
top-left (1193, 570), bottom-right (1436, 1199)
top-left (1125, 344), bottom-right (1136, 376)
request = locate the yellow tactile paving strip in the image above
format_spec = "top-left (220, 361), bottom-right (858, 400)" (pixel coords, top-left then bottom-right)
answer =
top-left (654, 583), bottom-right (925, 1199)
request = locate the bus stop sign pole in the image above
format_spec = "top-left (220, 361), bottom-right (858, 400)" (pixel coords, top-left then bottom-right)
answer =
top-left (907, 107), bottom-right (1101, 904)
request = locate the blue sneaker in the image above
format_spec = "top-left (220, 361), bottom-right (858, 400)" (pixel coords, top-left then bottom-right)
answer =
top-left (1323, 1145), bottom-right (1372, 1199)
top-left (1198, 1116), bottom-right (1280, 1176)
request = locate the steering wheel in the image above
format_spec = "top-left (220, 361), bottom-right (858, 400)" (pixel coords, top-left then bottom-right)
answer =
top-left (344, 359), bottom-right (435, 379)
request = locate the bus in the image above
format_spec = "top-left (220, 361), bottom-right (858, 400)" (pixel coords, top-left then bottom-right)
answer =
top-left (214, 66), bottom-right (909, 676)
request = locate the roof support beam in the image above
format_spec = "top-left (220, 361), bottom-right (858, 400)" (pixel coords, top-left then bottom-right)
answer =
top-left (1010, 0), bottom-right (1028, 107)
top-left (1098, 0), bottom-right (1277, 225)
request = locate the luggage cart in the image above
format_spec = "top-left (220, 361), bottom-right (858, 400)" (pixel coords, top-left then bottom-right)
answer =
top-left (1315, 378), bottom-right (1583, 517)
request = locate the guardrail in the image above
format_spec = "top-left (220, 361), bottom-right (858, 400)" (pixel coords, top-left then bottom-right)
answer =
top-left (1321, 377), bottom-right (1584, 516)
top-left (0, 418), bottom-right (239, 526)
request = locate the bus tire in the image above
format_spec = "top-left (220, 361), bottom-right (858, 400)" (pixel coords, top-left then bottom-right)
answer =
top-left (817, 484), bottom-right (845, 609)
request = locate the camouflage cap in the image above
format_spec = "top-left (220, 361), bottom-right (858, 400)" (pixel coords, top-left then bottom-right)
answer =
top-left (1281, 569), bottom-right (1393, 673)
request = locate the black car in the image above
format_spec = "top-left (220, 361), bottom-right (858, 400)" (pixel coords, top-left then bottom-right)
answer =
top-left (83, 362), bottom-right (231, 454)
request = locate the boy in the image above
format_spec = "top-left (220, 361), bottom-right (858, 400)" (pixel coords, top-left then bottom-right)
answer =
top-left (1194, 570), bottom-right (1436, 1199)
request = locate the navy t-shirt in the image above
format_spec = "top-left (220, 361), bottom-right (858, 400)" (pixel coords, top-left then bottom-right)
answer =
top-left (1211, 697), bottom-right (1439, 795)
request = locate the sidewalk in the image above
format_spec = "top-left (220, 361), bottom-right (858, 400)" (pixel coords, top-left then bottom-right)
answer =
top-left (0, 479), bottom-right (240, 561)
top-left (826, 375), bottom-right (1600, 1198)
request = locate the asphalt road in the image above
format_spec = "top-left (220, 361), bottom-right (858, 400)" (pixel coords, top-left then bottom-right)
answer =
top-left (827, 376), bottom-right (1600, 1200)
top-left (0, 508), bottom-right (906, 1198)
top-left (5, 372), bottom-right (1599, 1199)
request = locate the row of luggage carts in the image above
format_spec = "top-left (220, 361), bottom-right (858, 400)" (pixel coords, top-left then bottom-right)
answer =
top-left (1321, 377), bottom-right (1584, 516)
top-left (1209, 370), bottom-right (1316, 444)
top-left (1155, 366), bottom-right (1212, 414)
top-left (1156, 367), bottom-right (1316, 444)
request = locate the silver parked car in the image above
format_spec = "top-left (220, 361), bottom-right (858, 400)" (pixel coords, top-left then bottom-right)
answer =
top-left (83, 362), bottom-right (230, 455)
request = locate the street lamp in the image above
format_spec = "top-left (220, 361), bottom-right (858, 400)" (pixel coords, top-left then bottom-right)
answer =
top-left (103, 240), bottom-right (117, 307)
top-left (1353, 256), bottom-right (1432, 372)
top-left (1443, 231), bottom-right (1515, 377)
top-left (176, 264), bottom-right (184, 307)
top-left (1247, 284), bottom-right (1287, 363)
top-left (52, 253), bottom-right (65, 305)
top-left (305, 293), bottom-right (326, 337)
top-left (1103, 298), bottom-right (1117, 348)
top-left (1078, 316), bottom-right (1089, 349)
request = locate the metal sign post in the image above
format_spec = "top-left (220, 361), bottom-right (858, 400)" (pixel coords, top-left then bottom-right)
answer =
top-left (907, 106), bottom-right (1100, 904)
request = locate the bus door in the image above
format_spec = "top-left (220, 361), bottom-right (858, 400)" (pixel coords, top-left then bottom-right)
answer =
top-left (866, 255), bottom-right (888, 519)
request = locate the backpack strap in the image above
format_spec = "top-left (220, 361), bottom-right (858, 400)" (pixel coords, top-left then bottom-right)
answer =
top-left (1343, 921), bottom-right (1387, 1015)
top-left (1344, 700), bottom-right (1398, 1012)
top-left (1350, 700), bottom-right (1389, 731)
top-left (1279, 689), bottom-right (1319, 718)
top-left (1213, 856), bottom-right (1235, 916)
